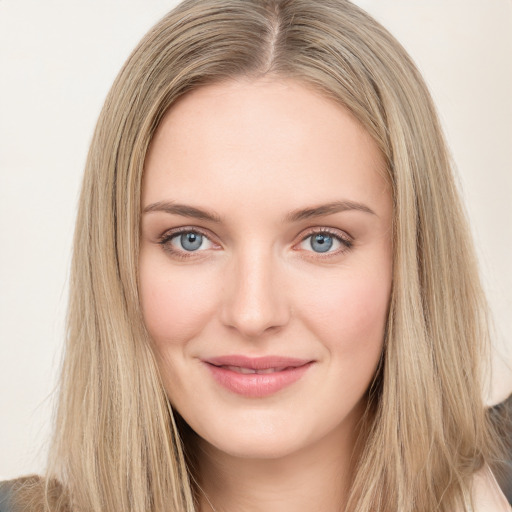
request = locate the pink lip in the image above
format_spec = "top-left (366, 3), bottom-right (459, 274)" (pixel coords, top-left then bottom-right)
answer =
top-left (202, 355), bottom-right (314, 398)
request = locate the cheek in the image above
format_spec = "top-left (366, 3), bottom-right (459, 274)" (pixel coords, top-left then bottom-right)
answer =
top-left (314, 273), bottom-right (389, 411)
top-left (299, 268), bottom-right (390, 362)
top-left (340, 277), bottom-right (389, 343)
top-left (139, 254), bottom-right (218, 347)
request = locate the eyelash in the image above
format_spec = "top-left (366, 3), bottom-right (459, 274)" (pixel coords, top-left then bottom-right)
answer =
top-left (157, 226), bottom-right (353, 260)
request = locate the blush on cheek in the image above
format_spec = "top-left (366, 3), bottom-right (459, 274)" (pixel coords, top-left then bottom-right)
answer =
top-left (310, 275), bottom-right (389, 325)
top-left (327, 284), bottom-right (387, 406)
top-left (140, 268), bottom-right (218, 346)
top-left (342, 283), bottom-right (389, 340)
top-left (304, 275), bottom-right (389, 367)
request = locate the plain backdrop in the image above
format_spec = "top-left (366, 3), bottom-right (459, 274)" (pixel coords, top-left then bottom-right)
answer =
top-left (1, 0), bottom-right (511, 480)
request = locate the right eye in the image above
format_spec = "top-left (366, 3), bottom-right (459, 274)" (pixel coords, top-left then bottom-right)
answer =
top-left (158, 228), bottom-right (218, 259)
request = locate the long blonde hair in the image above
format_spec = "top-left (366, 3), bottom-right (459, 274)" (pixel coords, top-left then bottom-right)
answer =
top-left (21, 0), bottom-right (499, 510)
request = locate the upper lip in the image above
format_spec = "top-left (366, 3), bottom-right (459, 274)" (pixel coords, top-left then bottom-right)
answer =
top-left (203, 355), bottom-right (313, 370)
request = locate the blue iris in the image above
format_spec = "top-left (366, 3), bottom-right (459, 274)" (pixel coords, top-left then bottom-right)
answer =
top-left (310, 233), bottom-right (333, 253)
top-left (180, 232), bottom-right (203, 251)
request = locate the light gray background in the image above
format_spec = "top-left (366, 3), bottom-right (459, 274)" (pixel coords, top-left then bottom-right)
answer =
top-left (1, 0), bottom-right (511, 479)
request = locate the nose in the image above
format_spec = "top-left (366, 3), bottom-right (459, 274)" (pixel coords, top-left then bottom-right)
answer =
top-left (219, 246), bottom-right (291, 338)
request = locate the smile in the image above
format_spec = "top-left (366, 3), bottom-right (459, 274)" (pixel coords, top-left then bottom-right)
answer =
top-left (219, 365), bottom-right (294, 374)
top-left (202, 356), bottom-right (314, 398)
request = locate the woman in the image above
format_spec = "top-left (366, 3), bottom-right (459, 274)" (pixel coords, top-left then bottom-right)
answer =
top-left (1, 0), bottom-right (509, 510)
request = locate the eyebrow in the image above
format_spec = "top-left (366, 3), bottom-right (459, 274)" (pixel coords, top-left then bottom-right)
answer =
top-left (143, 201), bottom-right (222, 223)
top-left (142, 199), bottom-right (376, 223)
top-left (284, 200), bottom-right (376, 222)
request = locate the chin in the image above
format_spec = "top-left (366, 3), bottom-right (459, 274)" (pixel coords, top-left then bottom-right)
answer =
top-left (202, 430), bottom-right (308, 461)
top-left (178, 407), bottom-right (344, 462)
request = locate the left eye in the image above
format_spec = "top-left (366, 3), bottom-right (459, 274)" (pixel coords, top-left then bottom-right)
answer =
top-left (169, 231), bottom-right (214, 252)
top-left (299, 232), bottom-right (347, 254)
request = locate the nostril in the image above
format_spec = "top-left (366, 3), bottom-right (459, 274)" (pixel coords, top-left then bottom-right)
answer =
top-left (220, 296), bottom-right (290, 338)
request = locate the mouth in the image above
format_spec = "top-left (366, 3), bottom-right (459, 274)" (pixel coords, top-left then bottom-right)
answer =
top-left (202, 355), bottom-right (314, 397)
top-left (214, 365), bottom-right (299, 374)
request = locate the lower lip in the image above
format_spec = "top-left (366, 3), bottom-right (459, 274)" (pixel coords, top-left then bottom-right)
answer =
top-left (204, 362), bottom-right (314, 398)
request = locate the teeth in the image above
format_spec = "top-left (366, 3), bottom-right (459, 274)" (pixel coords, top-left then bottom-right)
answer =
top-left (258, 367), bottom-right (287, 373)
top-left (238, 366), bottom-right (257, 374)
top-left (221, 365), bottom-right (289, 374)
top-left (258, 368), bottom-right (277, 374)
top-left (223, 365), bottom-right (256, 374)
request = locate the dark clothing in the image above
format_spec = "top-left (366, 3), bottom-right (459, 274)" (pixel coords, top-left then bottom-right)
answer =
top-left (0, 480), bottom-right (15, 512)
top-left (490, 393), bottom-right (512, 504)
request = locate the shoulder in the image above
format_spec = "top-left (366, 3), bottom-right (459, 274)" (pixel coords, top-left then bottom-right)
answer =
top-left (471, 466), bottom-right (512, 512)
top-left (0, 482), bottom-right (12, 511)
top-left (0, 475), bottom-right (67, 512)
top-left (0, 477), bottom-right (32, 512)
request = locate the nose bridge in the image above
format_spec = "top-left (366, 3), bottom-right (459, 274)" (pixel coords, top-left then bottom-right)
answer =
top-left (220, 241), bottom-right (290, 337)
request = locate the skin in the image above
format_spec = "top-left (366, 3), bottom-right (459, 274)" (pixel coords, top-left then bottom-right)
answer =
top-left (139, 78), bottom-right (393, 511)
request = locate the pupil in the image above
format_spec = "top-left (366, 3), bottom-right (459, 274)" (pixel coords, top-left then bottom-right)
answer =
top-left (181, 232), bottom-right (202, 251)
top-left (311, 233), bottom-right (333, 253)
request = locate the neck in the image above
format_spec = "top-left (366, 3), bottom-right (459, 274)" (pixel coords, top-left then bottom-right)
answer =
top-left (192, 402), bottom-right (365, 512)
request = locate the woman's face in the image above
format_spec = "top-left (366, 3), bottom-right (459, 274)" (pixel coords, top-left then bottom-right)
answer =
top-left (140, 78), bottom-right (392, 460)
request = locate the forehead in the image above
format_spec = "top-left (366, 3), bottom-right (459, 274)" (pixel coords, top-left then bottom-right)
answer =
top-left (142, 78), bottom-right (389, 217)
